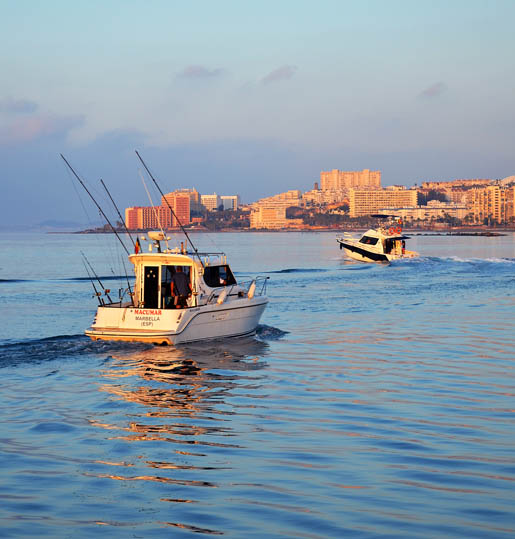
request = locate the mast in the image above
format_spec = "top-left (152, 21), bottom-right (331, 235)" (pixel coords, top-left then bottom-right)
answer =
top-left (135, 150), bottom-right (204, 267)
top-left (60, 154), bottom-right (131, 257)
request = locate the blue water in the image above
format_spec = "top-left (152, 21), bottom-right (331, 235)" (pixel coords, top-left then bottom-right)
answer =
top-left (1, 231), bottom-right (514, 537)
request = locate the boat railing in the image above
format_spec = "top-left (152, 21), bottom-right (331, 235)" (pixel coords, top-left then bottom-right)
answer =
top-left (97, 286), bottom-right (135, 308)
top-left (205, 276), bottom-right (269, 304)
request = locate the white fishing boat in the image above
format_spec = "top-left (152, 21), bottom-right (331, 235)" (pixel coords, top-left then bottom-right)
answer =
top-left (61, 152), bottom-right (269, 346)
top-left (337, 217), bottom-right (419, 263)
top-left (85, 232), bottom-right (269, 345)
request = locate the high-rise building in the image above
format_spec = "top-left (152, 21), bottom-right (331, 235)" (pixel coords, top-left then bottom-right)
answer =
top-left (172, 188), bottom-right (201, 212)
top-left (349, 188), bottom-right (418, 217)
top-left (125, 192), bottom-right (190, 230)
top-left (220, 195), bottom-right (240, 210)
top-left (320, 169), bottom-right (381, 191)
top-left (201, 194), bottom-right (221, 211)
top-left (125, 205), bottom-right (173, 229)
top-left (469, 185), bottom-right (514, 224)
top-left (161, 192), bottom-right (191, 226)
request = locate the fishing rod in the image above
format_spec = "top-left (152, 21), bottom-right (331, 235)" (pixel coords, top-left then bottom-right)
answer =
top-left (119, 253), bottom-right (135, 306)
top-left (100, 178), bottom-right (136, 249)
top-left (81, 257), bottom-right (104, 306)
top-left (60, 154), bottom-right (131, 257)
top-left (135, 150), bottom-right (204, 267)
top-left (81, 251), bottom-right (113, 304)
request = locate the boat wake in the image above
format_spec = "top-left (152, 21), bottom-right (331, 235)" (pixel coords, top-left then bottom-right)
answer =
top-left (0, 275), bottom-right (128, 284)
top-left (267, 268), bottom-right (329, 274)
top-left (0, 334), bottom-right (148, 366)
top-left (0, 324), bottom-right (287, 367)
top-left (256, 324), bottom-right (289, 340)
top-left (399, 255), bottom-right (515, 267)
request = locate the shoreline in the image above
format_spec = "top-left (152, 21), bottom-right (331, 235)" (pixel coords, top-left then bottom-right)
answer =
top-left (48, 226), bottom-right (513, 236)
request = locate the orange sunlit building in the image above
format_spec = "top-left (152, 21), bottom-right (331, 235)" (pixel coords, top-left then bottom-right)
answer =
top-left (470, 185), bottom-right (515, 224)
top-left (320, 169), bottom-right (381, 191)
top-left (125, 192), bottom-right (190, 230)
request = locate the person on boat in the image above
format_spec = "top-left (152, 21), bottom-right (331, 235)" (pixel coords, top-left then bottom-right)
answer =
top-left (171, 266), bottom-right (192, 309)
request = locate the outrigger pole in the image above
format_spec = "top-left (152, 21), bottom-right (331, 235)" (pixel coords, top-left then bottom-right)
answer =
top-left (100, 178), bottom-right (136, 250)
top-left (135, 150), bottom-right (204, 267)
top-left (99, 178), bottom-right (136, 305)
top-left (81, 251), bottom-right (113, 304)
top-left (82, 257), bottom-right (104, 306)
top-left (60, 154), bottom-right (131, 257)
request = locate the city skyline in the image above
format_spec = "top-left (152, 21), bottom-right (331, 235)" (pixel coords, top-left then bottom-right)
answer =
top-left (1, 0), bottom-right (514, 228)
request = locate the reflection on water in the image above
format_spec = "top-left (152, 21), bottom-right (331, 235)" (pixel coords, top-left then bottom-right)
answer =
top-left (99, 336), bottom-right (268, 413)
top-left (85, 337), bottom-right (270, 528)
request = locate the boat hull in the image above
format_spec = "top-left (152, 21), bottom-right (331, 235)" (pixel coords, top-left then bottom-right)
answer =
top-left (85, 297), bottom-right (268, 345)
top-left (339, 240), bottom-right (389, 262)
top-left (338, 240), bottom-right (418, 263)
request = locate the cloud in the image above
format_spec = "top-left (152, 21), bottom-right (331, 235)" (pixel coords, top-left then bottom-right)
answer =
top-left (261, 65), bottom-right (298, 85)
top-left (177, 65), bottom-right (224, 79)
top-left (0, 113), bottom-right (84, 144)
top-left (418, 82), bottom-right (447, 99)
top-left (0, 97), bottom-right (38, 114)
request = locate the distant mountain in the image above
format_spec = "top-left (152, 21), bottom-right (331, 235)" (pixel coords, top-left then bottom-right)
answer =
top-left (0, 220), bottom-right (102, 232)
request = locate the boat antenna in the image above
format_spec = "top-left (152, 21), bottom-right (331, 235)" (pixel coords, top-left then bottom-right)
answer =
top-left (135, 150), bottom-right (204, 267)
top-left (100, 178), bottom-right (136, 250)
top-left (81, 251), bottom-right (113, 304)
top-left (60, 154), bottom-right (131, 257)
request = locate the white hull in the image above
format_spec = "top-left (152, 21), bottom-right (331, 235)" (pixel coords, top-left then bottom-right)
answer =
top-left (86, 296), bottom-right (268, 345)
top-left (342, 243), bottom-right (418, 263)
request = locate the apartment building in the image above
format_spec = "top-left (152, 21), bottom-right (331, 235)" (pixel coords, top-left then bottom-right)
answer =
top-left (254, 190), bottom-right (302, 207)
top-left (302, 188), bottom-right (346, 206)
top-left (221, 195), bottom-right (240, 210)
top-left (469, 185), bottom-right (515, 224)
top-left (376, 200), bottom-right (468, 222)
top-left (161, 193), bottom-right (191, 226)
top-left (172, 188), bottom-right (201, 211)
top-left (421, 179), bottom-right (492, 189)
top-left (125, 206), bottom-right (172, 230)
top-left (248, 190), bottom-right (303, 228)
top-left (125, 192), bottom-right (190, 229)
top-left (320, 169), bottom-right (381, 191)
top-left (349, 188), bottom-right (418, 217)
top-left (201, 194), bottom-right (221, 211)
top-left (250, 203), bottom-right (303, 229)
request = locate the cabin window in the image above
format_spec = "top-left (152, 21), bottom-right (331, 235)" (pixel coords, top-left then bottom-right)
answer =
top-left (359, 236), bottom-right (378, 245)
top-left (203, 265), bottom-right (236, 288)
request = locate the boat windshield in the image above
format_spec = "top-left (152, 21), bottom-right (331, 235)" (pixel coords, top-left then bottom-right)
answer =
top-left (359, 236), bottom-right (379, 245)
top-left (203, 265), bottom-right (237, 287)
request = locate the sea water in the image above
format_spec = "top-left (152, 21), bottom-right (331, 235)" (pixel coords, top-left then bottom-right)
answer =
top-left (0, 231), bottom-right (514, 537)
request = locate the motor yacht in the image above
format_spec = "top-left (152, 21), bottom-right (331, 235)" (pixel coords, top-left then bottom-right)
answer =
top-left (337, 218), bottom-right (419, 263)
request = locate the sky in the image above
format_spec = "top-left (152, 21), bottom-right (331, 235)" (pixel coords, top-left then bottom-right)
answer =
top-left (1, 0), bottom-right (514, 228)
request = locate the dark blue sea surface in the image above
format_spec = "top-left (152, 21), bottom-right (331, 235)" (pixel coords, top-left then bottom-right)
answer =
top-left (0, 231), bottom-right (514, 537)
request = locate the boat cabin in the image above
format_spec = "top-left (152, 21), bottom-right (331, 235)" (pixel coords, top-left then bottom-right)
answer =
top-left (127, 232), bottom-right (240, 310)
